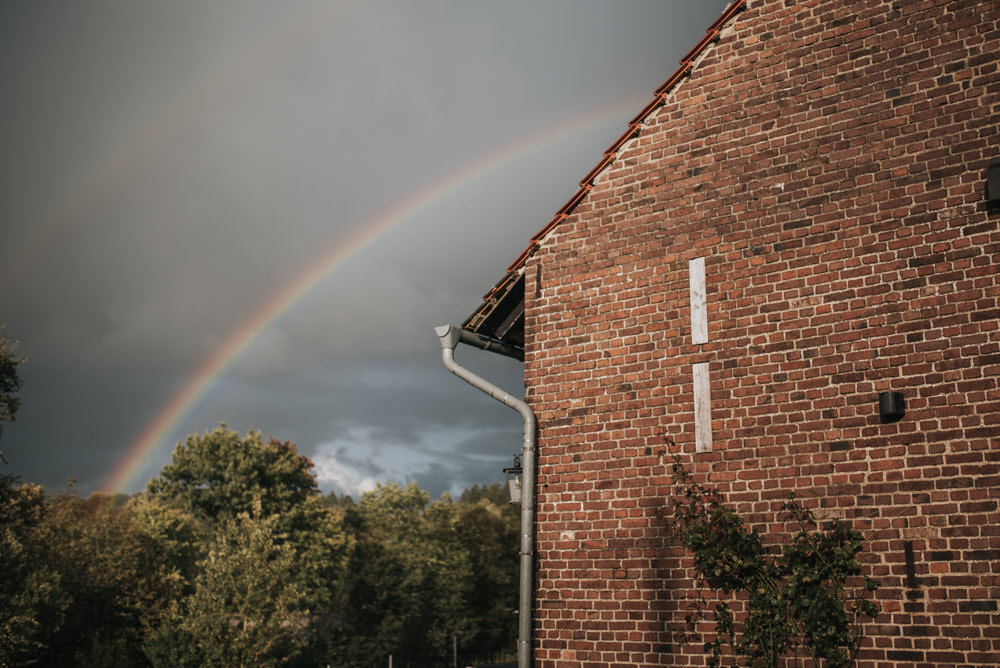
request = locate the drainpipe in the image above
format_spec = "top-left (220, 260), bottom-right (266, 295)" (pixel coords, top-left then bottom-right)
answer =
top-left (435, 324), bottom-right (535, 668)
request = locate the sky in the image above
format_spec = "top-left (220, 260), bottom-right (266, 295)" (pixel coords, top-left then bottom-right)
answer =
top-left (1, 0), bottom-right (727, 499)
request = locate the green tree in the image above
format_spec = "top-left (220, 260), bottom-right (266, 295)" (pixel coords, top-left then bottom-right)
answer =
top-left (29, 492), bottom-right (183, 667)
top-left (0, 333), bottom-right (69, 665)
top-left (334, 482), bottom-right (488, 668)
top-left (126, 492), bottom-right (207, 594)
top-left (147, 426), bottom-right (317, 522)
top-left (333, 482), bottom-right (429, 665)
top-left (0, 477), bottom-right (67, 665)
top-left (455, 489), bottom-right (519, 657)
top-left (146, 426), bottom-right (350, 665)
top-left (417, 495), bottom-right (476, 660)
top-left (0, 326), bottom-right (25, 438)
top-left (145, 499), bottom-right (310, 668)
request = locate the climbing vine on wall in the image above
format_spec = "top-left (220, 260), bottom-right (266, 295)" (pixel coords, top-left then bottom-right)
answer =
top-left (666, 455), bottom-right (880, 668)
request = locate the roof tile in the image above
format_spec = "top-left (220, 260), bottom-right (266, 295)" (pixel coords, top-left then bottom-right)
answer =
top-left (580, 154), bottom-right (616, 187)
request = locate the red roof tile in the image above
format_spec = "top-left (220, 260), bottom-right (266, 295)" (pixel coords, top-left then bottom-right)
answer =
top-left (580, 153), bottom-right (617, 187)
top-left (680, 30), bottom-right (721, 65)
top-left (530, 213), bottom-right (567, 244)
top-left (653, 61), bottom-right (694, 97)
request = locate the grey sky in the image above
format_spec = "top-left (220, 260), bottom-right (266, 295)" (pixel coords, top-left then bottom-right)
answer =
top-left (1, 0), bottom-right (726, 497)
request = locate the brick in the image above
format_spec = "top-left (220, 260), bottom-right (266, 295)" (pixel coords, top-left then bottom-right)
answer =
top-left (515, 1), bottom-right (1000, 666)
top-left (959, 600), bottom-right (999, 613)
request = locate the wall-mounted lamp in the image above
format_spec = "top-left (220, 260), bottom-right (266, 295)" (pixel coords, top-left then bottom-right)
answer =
top-left (987, 160), bottom-right (1000, 211)
top-left (503, 455), bottom-right (523, 505)
top-left (879, 391), bottom-right (905, 423)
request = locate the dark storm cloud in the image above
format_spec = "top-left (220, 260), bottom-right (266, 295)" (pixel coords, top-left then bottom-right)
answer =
top-left (0, 1), bottom-right (729, 497)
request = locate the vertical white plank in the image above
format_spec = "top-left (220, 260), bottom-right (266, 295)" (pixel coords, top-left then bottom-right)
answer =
top-left (689, 257), bottom-right (707, 344)
top-left (693, 362), bottom-right (712, 453)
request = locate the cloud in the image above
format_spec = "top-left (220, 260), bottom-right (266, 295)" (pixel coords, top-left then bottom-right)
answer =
top-left (310, 420), bottom-right (519, 498)
top-left (0, 1), bottom-right (726, 495)
top-left (311, 443), bottom-right (380, 498)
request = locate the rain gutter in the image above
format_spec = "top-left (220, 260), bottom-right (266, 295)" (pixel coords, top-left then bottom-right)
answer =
top-left (434, 324), bottom-right (535, 668)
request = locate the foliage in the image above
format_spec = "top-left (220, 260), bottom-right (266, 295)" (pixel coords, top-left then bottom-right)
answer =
top-left (0, 480), bottom-right (191, 667)
top-left (145, 426), bottom-right (351, 666)
top-left (332, 482), bottom-right (518, 668)
top-left (144, 498), bottom-right (311, 668)
top-left (0, 476), bottom-right (67, 665)
top-left (0, 336), bottom-right (520, 666)
top-left (456, 490), bottom-right (520, 653)
top-left (126, 493), bottom-right (207, 591)
top-left (2, 413), bottom-right (518, 667)
top-left (0, 325), bottom-right (25, 438)
top-left (147, 426), bottom-right (317, 522)
top-left (668, 455), bottom-right (879, 668)
top-left (29, 492), bottom-right (185, 667)
top-left (335, 482), bottom-right (474, 666)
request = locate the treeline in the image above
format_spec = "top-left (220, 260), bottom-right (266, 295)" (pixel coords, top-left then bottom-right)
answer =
top-left (1, 426), bottom-right (520, 667)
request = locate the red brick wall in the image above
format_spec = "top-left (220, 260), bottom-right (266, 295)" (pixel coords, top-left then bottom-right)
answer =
top-left (523, 0), bottom-right (1000, 665)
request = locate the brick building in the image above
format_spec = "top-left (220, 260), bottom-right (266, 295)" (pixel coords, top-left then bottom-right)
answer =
top-left (457, 0), bottom-right (1000, 666)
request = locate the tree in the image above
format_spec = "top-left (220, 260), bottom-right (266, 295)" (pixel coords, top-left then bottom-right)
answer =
top-left (667, 456), bottom-right (879, 668)
top-left (147, 426), bottom-right (317, 522)
top-left (0, 476), bottom-right (67, 665)
top-left (0, 325), bottom-right (25, 439)
top-left (146, 426), bottom-right (350, 666)
top-left (333, 482), bottom-right (432, 665)
top-left (0, 332), bottom-right (68, 665)
top-left (0, 483), bottom-right (190, 667)
top-left (126, 493), bottom-right (207, 594)
top-left (455, 490), bottom-right (519, 657)
top-left (333, 482), bottom-right (517, 668)
top-left (27, 492), bottom-right (186, 667)
top-left (144, 499), bottom-right (311, 668)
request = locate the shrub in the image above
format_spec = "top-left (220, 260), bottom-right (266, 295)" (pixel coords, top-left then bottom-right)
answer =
top-left (667, 455), bottom-right (879, 668)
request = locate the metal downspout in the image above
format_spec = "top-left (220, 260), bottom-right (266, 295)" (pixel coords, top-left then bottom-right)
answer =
top-left (434, 325), bottom-right (535, 668)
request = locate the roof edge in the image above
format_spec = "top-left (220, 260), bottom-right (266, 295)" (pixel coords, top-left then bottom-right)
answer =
top-left (464, 0), bottom-right (747, 337)
top-left (515, 0), bottom-right (746, 272)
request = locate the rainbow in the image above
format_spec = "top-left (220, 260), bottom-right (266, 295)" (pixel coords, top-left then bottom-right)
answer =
top-left (102, 96), bottom-right (646, 493)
